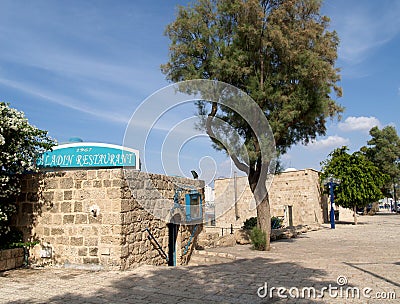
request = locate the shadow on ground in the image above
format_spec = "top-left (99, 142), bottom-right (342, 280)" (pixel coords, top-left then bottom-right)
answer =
top-left (4, 257), bottom-right (343, 304)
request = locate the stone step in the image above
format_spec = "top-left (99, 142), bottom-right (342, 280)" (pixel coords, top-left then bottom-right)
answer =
top-left (192, 249), bottom-right (237, 260)
top-left (187, 249), bottom-right (238, 266)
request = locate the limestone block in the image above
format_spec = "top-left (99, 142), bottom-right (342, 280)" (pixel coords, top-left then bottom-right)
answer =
top-left (102, 180), bottom-right (111, 187)
top-left (234, 229), bottom-right (251, 245)
top-left (83, 257), bottom-right (99, 264)
top-left (84, 238), bottom-right (99, 247)
top-left (75, 214), bottom-right (88, 224)
top-left (111, 169), bottom-right (123, 179)
top-left (82, 181), bottom-right (92, 188)
top-left (52, 214), bottom-right (62, 225)
top-left (216, 235), bottom-right (236, 247)
top-left (100, 236), bottom-right (120, 245)
top-left (121, 188), bottom-right (132, 199)
top-left (63, 215), bottom-right (75, 224)
top-left (60, 178), bottom-right (74, 189)
top-left (44, 179), bottom-right (59, 189)
top-left (74, 201), bottom-right (83, 212)
top-left (64, 190), bottom-right (73, 201)
top-left (73, 171), bottom-right (88, 180)
top-left (97, 170), bottom-right (111, 180)
top-left (70, 237), bottom-right (84, 246)
top-left (89, 247), bottom-right (98, 256)
top-left (87, 170), bottom-right (97, 179)
top-left (88, 214), bottom-right (102, 224)
top-left (103, 213), bottom-right (121, 225)
top-left (121, 245), bottom-right (129, 258)
top-left (61, 202), bottom-right (72, 213)
top-left (93, 180), bottom-right (102, 188)
top-left (54, 190), bottom-right (64, 202)
top-left (112, 225), bottom-right (122, 234)
top-left (78, 247), bottom-right (88, 256)
top-left (55, 236), bottom-right (69, 244)
top-left (6, 258), bottom-right (16, 270)
top-left (51, 228), bottom-right (64, 235)
top-left (101, 225), bottom-right (113, 235)
top-left (106, 188), bottom-right (120, 199)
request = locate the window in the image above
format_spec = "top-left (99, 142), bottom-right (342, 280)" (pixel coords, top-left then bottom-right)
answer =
top-left (185, 191), bottom-right (202, 221)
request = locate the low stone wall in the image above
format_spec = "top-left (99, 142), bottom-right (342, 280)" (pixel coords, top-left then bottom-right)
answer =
top-left (12, 169), bottom-right (204, 269)
top-left (0, 248), bottom-right (24, 271)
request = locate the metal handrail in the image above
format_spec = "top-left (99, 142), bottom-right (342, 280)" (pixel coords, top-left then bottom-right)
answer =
top-left (144, 227), bottom-right (168, 263)
top-left (183, 224), bottom-right (198, 256)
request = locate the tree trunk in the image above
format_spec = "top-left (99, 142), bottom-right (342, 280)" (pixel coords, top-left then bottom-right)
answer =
top-left (249, 167), bottom-right (271, 251)
top-left (256, 194), bottom-right (271, 251)
top-left (353, 205), bottom-right (358, 225)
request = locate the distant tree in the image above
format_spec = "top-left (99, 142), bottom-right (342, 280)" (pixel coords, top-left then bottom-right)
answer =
top-left (0, 102), bottom-right (55, 240)
top-left (321, 147), bottom-right (388, 224)
top-left (162, 0), bottom-right (342, 250)
top-left (361, 126), bottom-right (400, 202)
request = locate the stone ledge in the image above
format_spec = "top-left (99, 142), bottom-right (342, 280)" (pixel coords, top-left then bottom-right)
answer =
top-left (0, 248), bottom-right (25, 271)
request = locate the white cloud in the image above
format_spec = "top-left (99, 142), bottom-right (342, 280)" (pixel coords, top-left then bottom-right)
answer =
top-left (307, 136), bottom-right (350, 150)
top-left (0, 77), bottom-right (131, 124)
top-left (338, 116), bottom-right (381, 132)
top-left (327, 1), bottom-right (400, 65)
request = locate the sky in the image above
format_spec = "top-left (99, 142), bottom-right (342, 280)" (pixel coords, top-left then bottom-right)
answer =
top-left (0, 0), bottom-right (399, 184)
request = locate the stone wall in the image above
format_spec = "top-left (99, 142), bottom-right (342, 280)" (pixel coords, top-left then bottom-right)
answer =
top-left (12, 169), bottom-right (204, 270)
top-left (212, 169), bottom-right (325, 230)
top-left (0, 248), bottom-right (24, 271)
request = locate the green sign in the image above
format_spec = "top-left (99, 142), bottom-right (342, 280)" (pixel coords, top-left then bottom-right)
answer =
top-left (37, 143), bottom-right (139, 169)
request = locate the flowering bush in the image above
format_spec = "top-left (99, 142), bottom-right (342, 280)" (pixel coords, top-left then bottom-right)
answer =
top-left (0, 102), bottom-right (55, 241)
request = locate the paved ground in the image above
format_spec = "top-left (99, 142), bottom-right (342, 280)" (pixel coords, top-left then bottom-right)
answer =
top-left (1, 211), bottom-right (399, 303)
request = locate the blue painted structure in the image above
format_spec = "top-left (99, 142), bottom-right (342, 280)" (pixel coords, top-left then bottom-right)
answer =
top-left (185, 191), bottom-right (202, 222)
top-left (37, 142), bottom-right (139, 170)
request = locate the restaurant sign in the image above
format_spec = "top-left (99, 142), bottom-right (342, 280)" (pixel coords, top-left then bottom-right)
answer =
top-left (37, 143), bottom-right (139, 169)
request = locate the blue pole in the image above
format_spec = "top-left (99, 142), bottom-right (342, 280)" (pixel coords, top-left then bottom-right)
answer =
top-left (329, 181), bottom-right (335, 229)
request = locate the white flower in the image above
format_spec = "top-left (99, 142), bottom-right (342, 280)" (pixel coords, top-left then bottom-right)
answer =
top-left (0, 134), bottom-right (4, 145)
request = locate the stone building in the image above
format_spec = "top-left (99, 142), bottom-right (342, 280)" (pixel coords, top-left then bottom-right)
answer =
top-left (210, 169), bottom-right (329, 231)
top-left (12, 168), bottom-right (204, 270)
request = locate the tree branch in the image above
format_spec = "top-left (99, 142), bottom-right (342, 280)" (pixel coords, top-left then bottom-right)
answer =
top-left (206, 101), bottom-right (249, 175)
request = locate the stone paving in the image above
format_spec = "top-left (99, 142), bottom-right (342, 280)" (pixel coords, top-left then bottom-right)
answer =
top-left (1, 211), bottom-right (399, 303)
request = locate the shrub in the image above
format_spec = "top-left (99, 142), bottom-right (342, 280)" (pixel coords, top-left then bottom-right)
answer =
top-left (0, 102), bottom-right (55, 246)
top-left (243, 216), bottom-right (284, 230)
top-left (0, 227), bottom-right (23, 250)
top-left (250, 227), bottom-right (266, 251)
top-left (242, 217), bottom-right (257, 230)
top-left (271, 216), bottom-right (284, 229)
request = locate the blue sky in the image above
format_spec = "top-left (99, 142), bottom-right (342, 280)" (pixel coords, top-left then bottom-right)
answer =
top-left (1, 0), bottom-right (399, 181)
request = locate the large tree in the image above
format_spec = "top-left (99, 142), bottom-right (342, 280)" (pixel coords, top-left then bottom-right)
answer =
top-left (162, 0), bottom-right (342, 249)
top-left (362, 126), bottom-right (400, 204)
top-left (0, 102), bottom-right (55, 241)
top-left (321, 147), bottom-right (387, 224)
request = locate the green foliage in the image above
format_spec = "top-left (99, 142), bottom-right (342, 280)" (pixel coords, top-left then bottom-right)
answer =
top-left (0, 102), bottom-right (55, 240)
top-left (361, 126), bottom-right (400, 194)
top-left (271, 216), bottom-right (283, 229)
top-left (162, 0), bottom-right (343, 156)
top-left (243, 216), bottom-right (283, 230)
top-left (0, 227), bottom-right (22, 249)
top-left (242, 217), bottom-right (258, 230)
top-left (321, 146), bottom-right (388, 210)
top-left (250, 226), bottom-right (267, 251)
